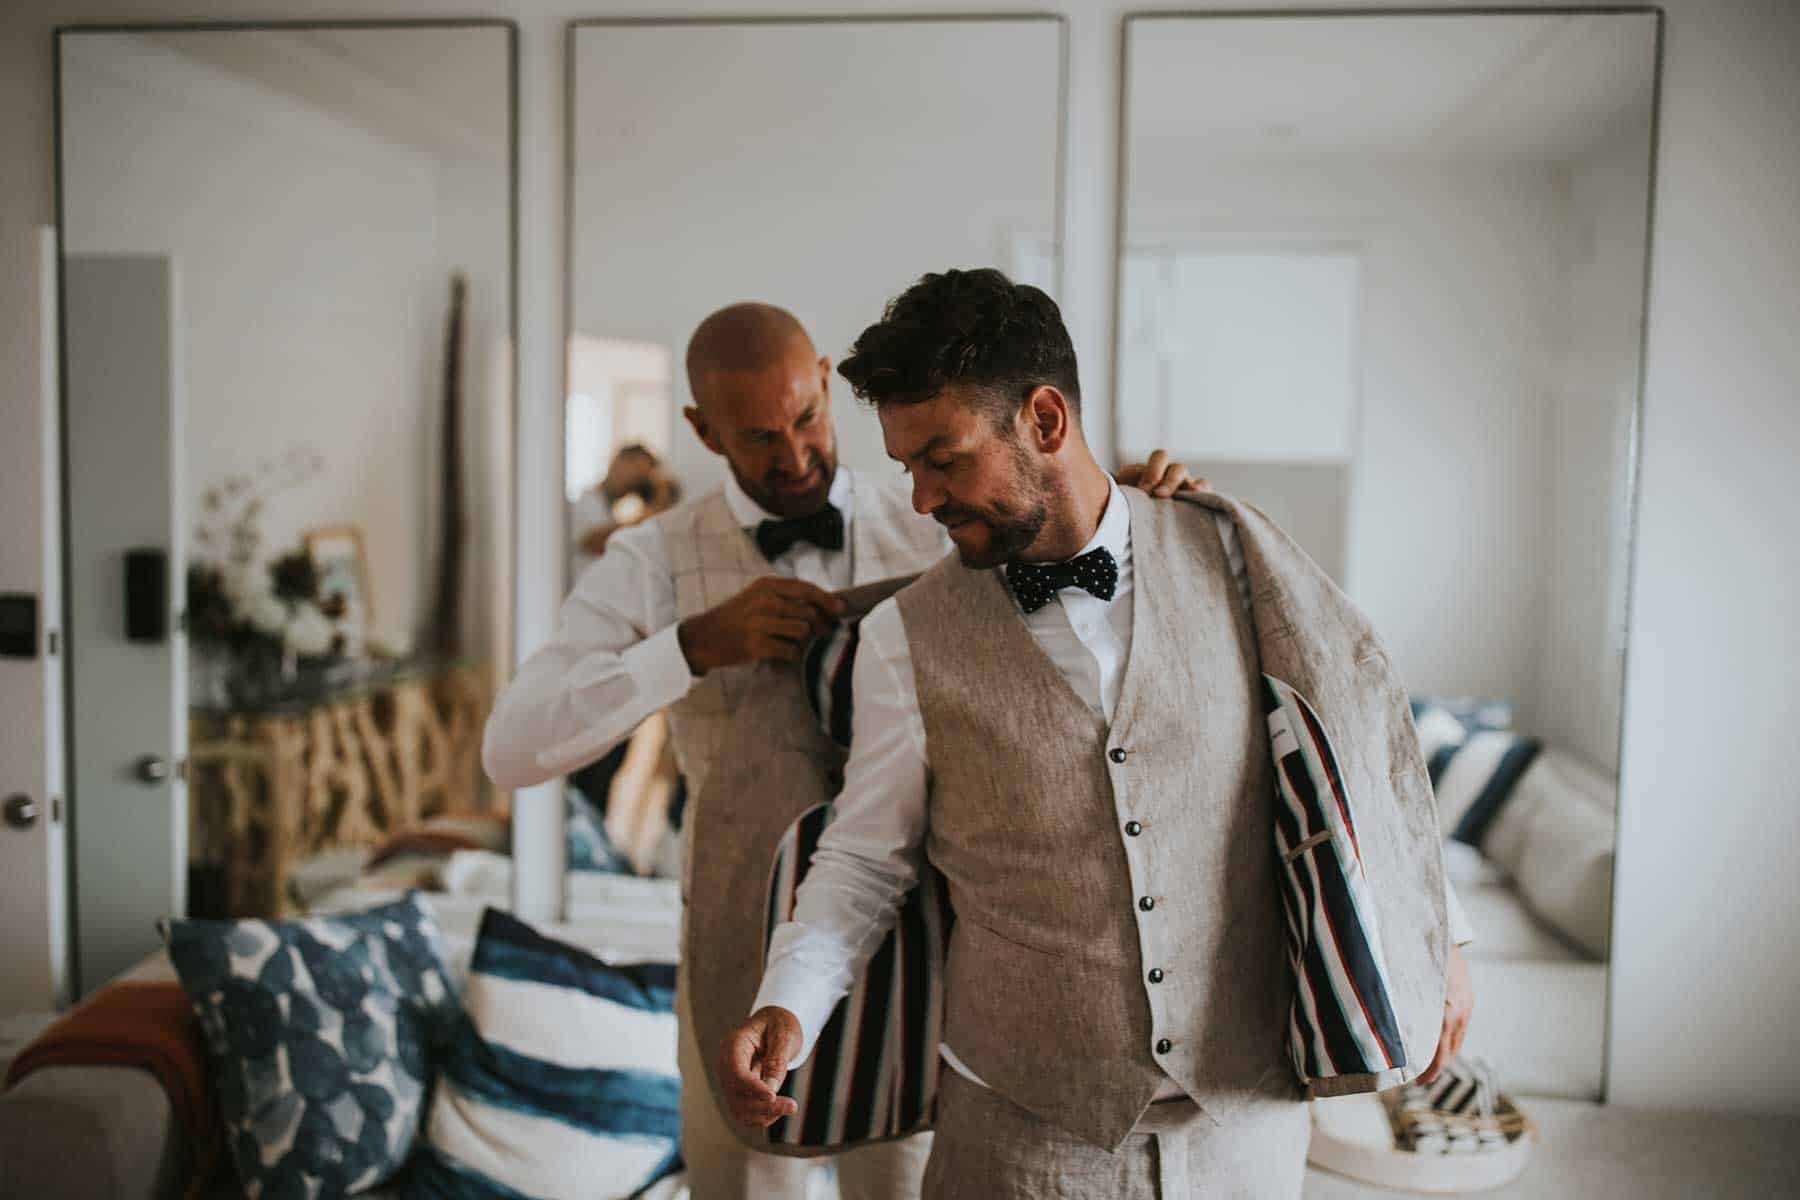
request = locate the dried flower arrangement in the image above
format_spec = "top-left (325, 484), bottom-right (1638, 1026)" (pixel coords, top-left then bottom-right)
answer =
top-left (186, 445), bottom-right (358, 703)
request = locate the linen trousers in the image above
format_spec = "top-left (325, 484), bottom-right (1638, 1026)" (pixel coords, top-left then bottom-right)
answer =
top-left (921, 1069), bottom-right (1308, 1200)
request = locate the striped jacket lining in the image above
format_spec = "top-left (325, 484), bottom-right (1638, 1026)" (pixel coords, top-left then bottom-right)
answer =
top-left (1264, 675), bottom-right (1408, 1083)
top-left (762, 804), bottom-right (951, 1147)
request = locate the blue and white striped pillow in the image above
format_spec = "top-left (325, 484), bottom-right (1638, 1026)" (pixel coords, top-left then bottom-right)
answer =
top-left (409, 908), bottom-right (681, 1199)
top-left (1430, 730), bottom-right (1543, 849)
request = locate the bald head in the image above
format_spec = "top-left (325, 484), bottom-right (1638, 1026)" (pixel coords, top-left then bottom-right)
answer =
top-left (685, 303), bottom-right (814, 409)
top-left (681, 302), bottom-right (839, 519)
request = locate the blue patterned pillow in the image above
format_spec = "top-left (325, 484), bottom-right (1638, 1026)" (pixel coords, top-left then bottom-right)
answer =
top-left (410, 907), bottom-right (681, 1199)
top-left (567, 790), bottom-right (635, 875)
top-left (161, 892), bottom-right (460, 1197)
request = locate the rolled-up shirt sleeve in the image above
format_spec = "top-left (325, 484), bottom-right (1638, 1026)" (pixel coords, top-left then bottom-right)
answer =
top-left (481, 519), bottom-right (696, 790)
top-left (1446, 874), bottom-right (1474, 947)
top-left (751, 598), bottom-right (930, 1065)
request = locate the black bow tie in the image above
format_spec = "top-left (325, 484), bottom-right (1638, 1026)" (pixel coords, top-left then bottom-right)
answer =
top-left (1004, 547), bottom-right (1119, 614)
top-left (755, 505), bottom-right (845, 561)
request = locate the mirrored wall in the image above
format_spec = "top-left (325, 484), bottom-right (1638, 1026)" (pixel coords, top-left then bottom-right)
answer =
top-left (559, 17), bottom-right (1065, 889)
top-left (57, 22), bottom-right (515, 992)
top-left (1119, 11), bottom-right (1658, 1102)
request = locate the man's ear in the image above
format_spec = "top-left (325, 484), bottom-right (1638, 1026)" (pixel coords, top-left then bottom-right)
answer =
top-left (1022, 385), bottom-right (1073, 455)
top-left (817, 355), bottom-right (833, 403)
top-left (684, 405), bottom-right (724, 455)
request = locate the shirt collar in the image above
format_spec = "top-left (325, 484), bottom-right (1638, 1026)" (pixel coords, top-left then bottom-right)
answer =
top-left (723, 464), bottom-right (854, 532)
top-left (1077, 475), bottom-right (1131, 564)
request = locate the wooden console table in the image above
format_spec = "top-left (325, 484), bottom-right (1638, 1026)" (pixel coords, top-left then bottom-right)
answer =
top-left (187, 659), bottom-right (491, 916)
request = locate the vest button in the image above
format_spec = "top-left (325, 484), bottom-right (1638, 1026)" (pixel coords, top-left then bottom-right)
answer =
top-left (1124, 820), bottom-right (1142, 837)
top-left (1148, 968), bottom-right (1164, 984)
top-left (1138, 895), bottom-right (1156, 912)
top-left (1156, 1038), bottom-right (1174, 1055)
top-left (1109, 748), bottom-right (1128, 764)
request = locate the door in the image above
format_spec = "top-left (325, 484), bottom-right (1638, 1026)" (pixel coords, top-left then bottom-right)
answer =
top-left (63, 254), bottom-right (188, 998)
top-left (0, 230), bottom-right (71, 1017)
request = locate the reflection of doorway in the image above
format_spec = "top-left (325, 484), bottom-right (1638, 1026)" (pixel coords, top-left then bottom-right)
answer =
top-left (564, 334), bottom-right (675, 581)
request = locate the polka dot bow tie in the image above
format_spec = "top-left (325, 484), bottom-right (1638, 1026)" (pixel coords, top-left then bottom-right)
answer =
top-left (1004, 547), bottom-right (1119, 614)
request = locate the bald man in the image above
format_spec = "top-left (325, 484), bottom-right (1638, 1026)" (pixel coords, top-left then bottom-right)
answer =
top-left (483, 303), bottom-right (1201, 1200)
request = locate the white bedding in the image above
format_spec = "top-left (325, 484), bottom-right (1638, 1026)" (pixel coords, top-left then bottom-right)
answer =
top-left (312, 849), bottom-right (683, 979)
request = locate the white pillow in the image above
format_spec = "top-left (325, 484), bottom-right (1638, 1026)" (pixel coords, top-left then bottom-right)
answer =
top-left (1484, 750), bottom-right (1617, 959)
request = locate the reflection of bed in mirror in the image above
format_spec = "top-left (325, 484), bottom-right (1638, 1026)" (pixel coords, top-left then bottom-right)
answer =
top-left (1118, 9), bottom-right (1656, 1127)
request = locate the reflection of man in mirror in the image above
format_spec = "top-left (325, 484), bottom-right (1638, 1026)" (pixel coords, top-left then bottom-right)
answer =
top-left (716, 271), bottom-right (1476, 1198)
top-left (570, 443), bottom-right (682, 575)
top-left (484, 300), bottom-right (1204, 1200)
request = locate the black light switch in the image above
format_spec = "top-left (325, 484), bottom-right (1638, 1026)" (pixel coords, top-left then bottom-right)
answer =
top-left (0, 593), bottom-right (37, 658)
top-left (124, 548), bottom-right (168, 643)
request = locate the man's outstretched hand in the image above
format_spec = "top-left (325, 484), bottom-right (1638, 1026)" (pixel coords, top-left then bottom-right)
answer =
top-left (718, 1006), bottom-right (804, 1128)
top-left (1420, 943), bottom-right (1475, 1083)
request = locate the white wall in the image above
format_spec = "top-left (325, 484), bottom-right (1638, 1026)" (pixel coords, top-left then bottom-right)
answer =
top-left (2, 0), bottom-right (1798, 1114)
top-left (568, 20), bottom-right (1062, 498)
top-left (1535, 117), bottom-right (1654, 776)
top-left (1609, 0), bottom-right (1800, 1112)
top-left (1126, 155), bottom-right (1567, 720)
top-left (58, 32), bottom-right (511, 663)
top-left (62, 37), bottom-right (442, 646)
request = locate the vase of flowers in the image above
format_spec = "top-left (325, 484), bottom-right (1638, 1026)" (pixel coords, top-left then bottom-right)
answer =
top-left (187, 447), bottom-right (357, 706)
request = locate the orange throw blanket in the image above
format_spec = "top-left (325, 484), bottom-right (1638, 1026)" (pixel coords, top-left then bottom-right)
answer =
top-left (3, 981), bottom-right (222, 1189)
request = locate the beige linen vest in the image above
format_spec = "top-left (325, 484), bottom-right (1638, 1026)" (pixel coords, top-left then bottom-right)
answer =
top-left (658, 470), bottom-right (945, 815)
top-left (894, 487), bottom-right (1295, 1151)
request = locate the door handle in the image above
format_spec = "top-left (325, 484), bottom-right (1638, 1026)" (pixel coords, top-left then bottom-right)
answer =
top-left (4, 794), bottom-right (38, 830)
top-left (135, 754), bottom-right (170, 784)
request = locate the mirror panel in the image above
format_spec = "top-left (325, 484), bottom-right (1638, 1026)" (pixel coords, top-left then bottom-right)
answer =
top-left (1119, 11), bottom-right (1658, 1103)
top-left (563, 17), bottom-right (1064, 880)
top-left (57, 23), bottom-right (514, 988)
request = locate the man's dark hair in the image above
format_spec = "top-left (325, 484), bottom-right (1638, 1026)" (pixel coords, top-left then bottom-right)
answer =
top-left (837, 268), bottom-right (1080, 423)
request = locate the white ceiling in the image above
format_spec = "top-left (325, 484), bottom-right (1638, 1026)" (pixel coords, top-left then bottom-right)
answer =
top-left (141, 26), bottom-right (509, 160)
top-left (1128, 12), bottom-right (1658, 163)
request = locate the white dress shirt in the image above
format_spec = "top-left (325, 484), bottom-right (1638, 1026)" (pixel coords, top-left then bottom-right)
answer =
top-left (482, 467), bottom-right (884, 788)
top-left (754, 478), bottom-right (1473, 1093)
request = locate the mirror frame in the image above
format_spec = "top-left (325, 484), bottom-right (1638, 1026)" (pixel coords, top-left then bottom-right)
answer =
top-left (1113, 5), bottom-right (1665, 1104)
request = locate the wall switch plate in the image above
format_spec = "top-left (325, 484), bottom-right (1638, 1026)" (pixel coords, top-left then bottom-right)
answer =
top-left (0, 594), bottom-right (38, 658)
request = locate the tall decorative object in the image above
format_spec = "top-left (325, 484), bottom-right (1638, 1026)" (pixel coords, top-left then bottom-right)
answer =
top-left (430, 273), bottom-right (468, 658)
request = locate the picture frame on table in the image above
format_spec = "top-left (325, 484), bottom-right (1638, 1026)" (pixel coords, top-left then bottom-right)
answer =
top-left (304, 524), bottom-right (371, 635)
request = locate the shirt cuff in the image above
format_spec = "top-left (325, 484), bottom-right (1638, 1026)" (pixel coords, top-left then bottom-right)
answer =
top-left (622, 622), bottom-right (696, 708)
top-left (751, 962), bottom-right (841, 1069)
top-left (1445, 876), bottom-right (1475, 948)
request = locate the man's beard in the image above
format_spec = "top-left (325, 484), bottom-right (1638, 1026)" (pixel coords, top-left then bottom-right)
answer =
top-left (938, 445), bottom-right (1050, 569)
top-left (732, 444), bottom-right (838, 519)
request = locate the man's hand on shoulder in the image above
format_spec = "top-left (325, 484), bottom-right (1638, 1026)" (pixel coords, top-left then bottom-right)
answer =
top-left (1117, 449), bottom-right (1210, 498)
top-left (677, 577), bottom-right (846, 675)
top-left (718, 1006), bottom-right (803, 1128)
